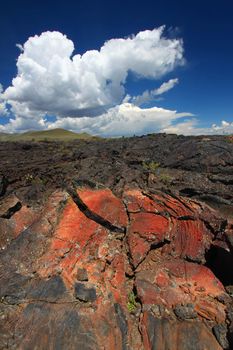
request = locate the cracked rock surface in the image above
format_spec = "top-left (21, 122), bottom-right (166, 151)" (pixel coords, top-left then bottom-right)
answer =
top-left (1, 134), bottom-right (233, 349)
top-left (0, 182), bottom-right (233, 349)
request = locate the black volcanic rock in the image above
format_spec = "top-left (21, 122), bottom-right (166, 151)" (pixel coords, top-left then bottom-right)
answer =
top-left (0, 175), bottom-right (7, 196)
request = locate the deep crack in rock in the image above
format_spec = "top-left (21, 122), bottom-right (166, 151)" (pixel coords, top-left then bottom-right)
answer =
top-left (66, 182), bottom-right (126, 234)
top-left (0, 201), bottom-right (22, 219)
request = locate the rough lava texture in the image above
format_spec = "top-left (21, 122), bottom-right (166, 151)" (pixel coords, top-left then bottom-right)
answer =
top-left (1, 134), bottom-right (233, 349)
top-left (0, 181), bottom-right (232, 349)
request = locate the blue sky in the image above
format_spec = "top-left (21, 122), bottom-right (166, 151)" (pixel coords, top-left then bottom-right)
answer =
top-left (0, 0), bottom-right (233, 135)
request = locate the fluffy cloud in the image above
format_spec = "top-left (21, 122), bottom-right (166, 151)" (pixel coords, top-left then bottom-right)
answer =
top-left (2, 29), bottom-right (232, 137)
top-left (0, 101), bottom-right (194, 135)
top-left (45, 103), bottom-right (193, 137)
top-left (0, 84), bottom-right (8, 116)
top-left (0, 104), bottom-right (8, 116)
top-left (3, 27), bottom-right (184, 122)
top-left (161, 119), bottom-right (233, 135)
top-left (131, 78), bottom-right (179, 106)
top-left (155, 78), bottom-right (179, 95)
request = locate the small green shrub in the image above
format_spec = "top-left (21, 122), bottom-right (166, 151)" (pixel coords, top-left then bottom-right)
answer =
top-left (159, 174), bottom-right (172, 185)
top-left (142, 161), bottom-right (160, 173)
top-left (127, 291), bottom-right (137, 313)
top-left (24, 173), bottom-right (34, 183)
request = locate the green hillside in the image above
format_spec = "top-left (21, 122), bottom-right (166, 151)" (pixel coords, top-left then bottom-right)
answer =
top-left (0, 128), bottom-right (100, 141)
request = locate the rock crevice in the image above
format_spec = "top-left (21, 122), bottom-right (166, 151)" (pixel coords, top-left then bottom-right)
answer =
top-left (66, 182), bottom-right (126, 234)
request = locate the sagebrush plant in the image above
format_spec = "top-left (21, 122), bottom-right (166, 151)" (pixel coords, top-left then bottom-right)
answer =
top-left (127, 291), bottom-right (137, 313)
top-left (142, 161), bottom-right (160, 173)
top-left (24, 173), bottom-right (34, 183)
top-left (159, 174), bottom-right (172, 185)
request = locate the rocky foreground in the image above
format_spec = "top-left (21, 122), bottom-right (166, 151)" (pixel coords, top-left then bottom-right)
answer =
top-left (0, 133), bottom-right (233, 349)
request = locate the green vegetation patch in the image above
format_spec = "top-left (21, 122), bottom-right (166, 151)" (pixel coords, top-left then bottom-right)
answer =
top-left (127, 291), bottom-right (137, 313)
top-left (159, 173), bottom-right (172, 185)
top-left (142, 161), bottom-right (160, 173)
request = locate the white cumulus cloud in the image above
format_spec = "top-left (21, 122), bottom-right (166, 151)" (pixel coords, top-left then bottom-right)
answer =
top-left (131, 78), bottom-right (179, 106)
top-left (161, 119), bottom-right (233, 135)
top-left (3, 27), bottom-right (184, 121)
top-left (45, 103), bottom-right (193, 137)
top-left (0, 84), bottom-right (8, 116)
top-left (0, 104), bottom-right (8, 116)
top-left (16, 43), bottom-right (24, 52)
top-left (155, 78), bottom-right (179, 95)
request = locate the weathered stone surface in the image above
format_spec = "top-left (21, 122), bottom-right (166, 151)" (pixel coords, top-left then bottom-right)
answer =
top-left (76, 267), bottom-right (89, 281)
top-left (124, 189), bottom-right (213, 267)
top-left (173, 304), bottom-right (198, 320)
top-left (213, 323), bottom-right (229, 349)
top-left (0, 195), bottom-right (40, 250)
top-left (74, 283), bottom-right (97, 302)
top-left (0, 184), bottom-right (232, 349)
top-left (141, 312), bottom-right (222, 350)
top-left (136, 253), bottom-right (226, 323)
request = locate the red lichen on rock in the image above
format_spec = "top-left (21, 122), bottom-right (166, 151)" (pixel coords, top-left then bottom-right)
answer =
top-left (164, 218), bottom-right (212, 262)
top-left (125, 189), bottom-right (213, 267)
top-left (128, 212), bottom-right (170, 266)
top-left (136, 251), bottom-right (226, 323)
top-left (0, 186), bottom-right (230, 349)
top-left (78, 187), bottom-right (128, 228)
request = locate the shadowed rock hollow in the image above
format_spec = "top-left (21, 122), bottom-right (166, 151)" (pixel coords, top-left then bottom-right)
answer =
top-left (0, 134), bottom-right (233, 349)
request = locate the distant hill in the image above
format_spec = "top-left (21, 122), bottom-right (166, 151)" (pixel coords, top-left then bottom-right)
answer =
top-left (0, 128), bottom-right (100, 141)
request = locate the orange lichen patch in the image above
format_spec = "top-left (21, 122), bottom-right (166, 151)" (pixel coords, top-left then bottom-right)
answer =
top-left (128, 212), bottom-right (170, 266)
top-left (1, 185), bottom-right (230, 349)
top-left (127, 233), bottom-right (151, 267)
top-left (124, 189), bottom-right (201, 219)
top-left (108, 253), bottom-right (128, 304)
top-left (37, 186), bottom-right (131, 300)
top-left (124, 189), bottom-right (165, 213)
top-left (137, 276), bottom-right (186, 307)
top-left (151, 192), bottom-right (194, 217)
top-left (38, 188), bottom-right (129, 288)
top-left (130, 212), bottom-right (169, 239)
top-left (50, 238), bottom-right (73, 251)
top-left (53, 198), bottom-right (100, 247)
top-left (125, 189), bottom-right (213, 266)
top-left (186, 265), bottom-right (225, 296)
top-left (136, 256), bottom-right (226, 322)
top-left (195, 299), bottom-right (226, 322)
top-left (78, 188), bottom-right (128, 227)
top-left (163, 258), bottom-right (225, 296)
top-left (155, 272), bottom-right (171, 288)
top-left (165, 218), bottom-right (211, 262)
top-left (126, 190), bottom-right (212, 264)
